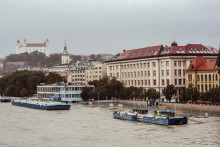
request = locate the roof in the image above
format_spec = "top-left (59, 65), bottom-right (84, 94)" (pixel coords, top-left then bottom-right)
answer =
top-left (27, 43), bottom-right (46, 47)
top-left (187, 56), bottom-right (216, 71)
top-left (17, 40), bottom-right (20, 43)
top-left (107, 43), bottom-right (219, 62)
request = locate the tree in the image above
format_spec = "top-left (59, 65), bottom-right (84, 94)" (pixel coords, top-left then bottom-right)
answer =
top-left (146, 88), bottom-right (160, 101)
top-left (46, 72), bottom-right (65, 84)
top-left (162, 84), bottom-right (177, 102)
top-left (180, 84), bottom-right (200, 103)
top-left (20, 88), bottom-right (29, 97)
top-left (81, 87), bottom-right (92, 101)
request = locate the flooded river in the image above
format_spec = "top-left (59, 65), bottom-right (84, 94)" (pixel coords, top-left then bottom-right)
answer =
top-left (0, 103), bottom-right (220, 147)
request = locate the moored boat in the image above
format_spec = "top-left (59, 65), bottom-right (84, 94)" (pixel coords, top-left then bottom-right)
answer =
top-left (12, 99), bottom-right (70, 110)
top-left (113, 109), bottom-right (188, 125)
top-left (0, 98), bottom-right (11, 102)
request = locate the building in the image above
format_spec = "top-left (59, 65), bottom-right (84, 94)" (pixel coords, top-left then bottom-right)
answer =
top-left (0, 60), bottom-right (3, 70)
top-left (16, 39), bottom-right (49, 56)
top-left (105, 42), bottom-right (219, 100)
top-left (85, 63), bottom-right (107, 84)
top-left (37, 83), bottom-right (94, 103)
top-left (49, 40), bottom-right (72, 72)
top-left (185, 55), bottom-right (220, 93)
top-left (71, 61), bottom-right (100, 86)
top-left (61, 40), bottom-right (70, 64)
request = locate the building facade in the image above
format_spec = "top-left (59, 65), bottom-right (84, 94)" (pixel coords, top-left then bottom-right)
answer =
top-left (106, 43), bottom-right (219, 99)
top-left (37, 83), bottom-right (94, 102)
top-left (16, 39), bottom-right (49, 56)
top-left (185, 56), bottom-right (220, 93)
top-left (85, 63), bottom-right (107, 84)
top-left (0, 60), bottom-right (3, 70)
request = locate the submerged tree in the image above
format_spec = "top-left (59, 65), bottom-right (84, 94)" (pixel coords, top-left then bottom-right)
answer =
top-left (162, 84), bottom-right (177, 102)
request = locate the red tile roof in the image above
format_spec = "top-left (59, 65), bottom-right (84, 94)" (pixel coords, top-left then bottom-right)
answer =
top-left (187, 56), bottom-right (216, 71)
top-left (27, 43), bottom-right (46, 47)
top-left (108, 43), bottom-right (219, 62)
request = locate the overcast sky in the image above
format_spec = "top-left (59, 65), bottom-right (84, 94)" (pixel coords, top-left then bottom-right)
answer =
top-left (0, 0), bottom-right (220, 58)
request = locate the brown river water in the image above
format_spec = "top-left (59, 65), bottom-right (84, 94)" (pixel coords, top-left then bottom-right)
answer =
top-left (0, 103), bottom-right (220, 147)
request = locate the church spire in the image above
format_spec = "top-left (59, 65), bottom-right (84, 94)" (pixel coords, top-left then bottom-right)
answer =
top-left (64, 39), bottom-right (67, 50)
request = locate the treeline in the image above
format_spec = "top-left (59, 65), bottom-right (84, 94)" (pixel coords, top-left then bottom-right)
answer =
top-left (5, 51), bottom-right (84, 68)
top-left (0, 70), bottom-right (65, 97)
top-left (81, 77), bottom-right (161, 101)
top-left (180, 85), bottom-right (220, 103)
top-left (81, 77), bottom-right (220, 103)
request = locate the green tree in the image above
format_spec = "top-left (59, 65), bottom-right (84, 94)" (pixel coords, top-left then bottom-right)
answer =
top-left (146, 88), bottom-right (160, 101)
top-left (180, 84), bottom-right (200, 103)
top-left (20, 88), bottom-right (29, 97)
top-left (46, 72), bottom-right (65, 84)
top-left (81, 87), bottom-right (92, 101)
top-left (162, 84), bottom-right (177, 102)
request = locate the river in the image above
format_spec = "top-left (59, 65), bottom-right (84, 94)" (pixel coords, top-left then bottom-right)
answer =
top-left (0, 103), bottom-right (220, 147)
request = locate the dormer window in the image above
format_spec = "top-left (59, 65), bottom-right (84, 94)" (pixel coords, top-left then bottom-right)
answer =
top-left (194, 48), bottom-right (196, 50)
top-left (152, 50), bottom-right (154, 52)
top-left (179, 48), bottom-right (181, 50)
top-left (191, 48), bottom-right (193, 50)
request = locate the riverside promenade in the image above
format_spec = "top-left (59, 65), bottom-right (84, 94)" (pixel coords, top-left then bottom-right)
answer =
top-left (98, 100), bottom-right (220, 115)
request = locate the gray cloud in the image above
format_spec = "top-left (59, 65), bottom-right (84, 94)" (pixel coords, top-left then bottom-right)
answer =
top-left (0, 0), bottom-right (220, 58)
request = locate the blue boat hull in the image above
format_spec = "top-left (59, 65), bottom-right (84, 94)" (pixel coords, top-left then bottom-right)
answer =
top-left (1, 99), bottom-right (11, 102)
top-left (12, 101), bottom-right (70, 110)
top-left (113, 112), bottom-right (188, 125)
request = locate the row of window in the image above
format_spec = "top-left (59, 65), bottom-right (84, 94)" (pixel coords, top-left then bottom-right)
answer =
top-left (109, 61), bottom-right (186, 71)
top-left (197, 84), bottom-right (219, 92)
top-left (122, 79), bottom-right (171, 86)
top-left (197, 74), bottom-right (219, 82)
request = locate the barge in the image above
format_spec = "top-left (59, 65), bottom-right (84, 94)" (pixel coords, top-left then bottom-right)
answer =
top-left (12, 99), bottom-right (70, 110)
top-left (0, 98), bottom-right (11, 102)
top-left (113, 109), bottom-right (188, 125)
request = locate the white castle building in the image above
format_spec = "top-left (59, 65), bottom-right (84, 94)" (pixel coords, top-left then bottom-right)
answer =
top-left (16, 39), bottom-right (49, 56)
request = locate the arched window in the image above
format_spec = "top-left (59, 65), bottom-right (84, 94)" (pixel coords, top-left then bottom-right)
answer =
top-left (201, 75), bottom-right (203, 81)
top-left (197, 75), bottom-right (200, 81)
top-left (216, 84), bottom-right (218, 88)
top-left (209, 74), bottom-right (211, 81)
top-left (201, 84), bottom-right (204, 92)
top-left (213, 84), bottom-right (215, 88)
top-left (205, 75), bottom-right (207, 81)
top-left (209, 84), bottom-right (211, 90)
top-left (216, 74), bottom-right (218, 81)
top-left (205, 84), bottom-right (208, 91)
top-left (213, 75), bottom-right (215, 81)
top-left (197, 84), bottom-right (200, 91)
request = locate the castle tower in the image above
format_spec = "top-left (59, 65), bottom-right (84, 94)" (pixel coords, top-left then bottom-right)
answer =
top-left (61, 39), bottom-right (70, 64)
top-left (16, 39), bottom-right (20, 54)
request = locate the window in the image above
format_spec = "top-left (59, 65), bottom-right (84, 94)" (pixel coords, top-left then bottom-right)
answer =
top-left (205, 75), bottom-right (207, 81)
top-left (147, 62), bottom-right (150, 68)
top-left (153, 80), bottom-right (156, 85)
top-left (128, 72), bottom-right (130, 78)
top-left (201, 75), bottom-right (203, 81)
top-left (183, 69), bottom-right (185, 76)
top-left (166, 61), bottom-right (169, 66)
top-left (152, 62), bottom-right (156, 67)
top-left (178, 69), bottom-right (181, 76)
top-left (137, 64), bottom-right (139, 68)
top-left (174, 70), bottom-right (177, 76)
top-left (153, 70), bottom-right (156, 77)
top-left (167, 79), bottom-right (170, 85)
top-left (183, 61), bottom-right (186, 67)
top-left (197, 75), bottom-right (200, 81)
top-left (145, 80), bottom-right (147, 85)
top-left (122, 72), bottom-right (124, 78)
top-left (144, 63), bottom-right (146, 68)
top-left (110, 73), bottom-right (112, 77)
top-left (161, 61), bottom-right (164, 67)
top-left (166, 70), bottom-right (169, 76)
top-left (140, 63), bottom-right (143, 68)
top-left (162, 79), bottom-right (165, 85)
top-left (179, 79), bottom-right (182, 85)
top-left (145, 71), bottom-right (147, 76)
top-left (131, 72), bottom-right (133, 77)
top-left (174, 61), bottom-right (177, 67)
top-left (205, 84), bottom-right (208, 91)
top-left (148, 80), bottom-right (150, 85)
top-left (117, 73), bottom-right (119, 78)
top-left (198, 84), bottom-right (200, 91)
top-left (141, 71), bottom-right (143, 77)
top-left (209, 74), bottom-right (211, 81)
top-left (148, 71), bottom-right (150, 76)
top-left (130, 64), bottom-right (132, 69)
top-left (138, 80), bottom-right (140, 85)
top-left (183, 79), bottom-right (185, 85)
top-left (127, 64), bottom-right (129, 69)
top-left (110, 66), bottom-right (112, 70)
top-left (161, 70), bottom-right (164, 76)
top-left (178, 61), bottom-right (181, 67)
top-left (216, 74), bottom-right (218, 81)
top-left (138, 71), bottom-right (140, 77)
top-left (175, 79), bottom-right (177, 85)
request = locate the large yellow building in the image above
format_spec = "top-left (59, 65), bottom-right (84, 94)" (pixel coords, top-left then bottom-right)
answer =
top-left (185, 56), bottom-right (220, 93)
